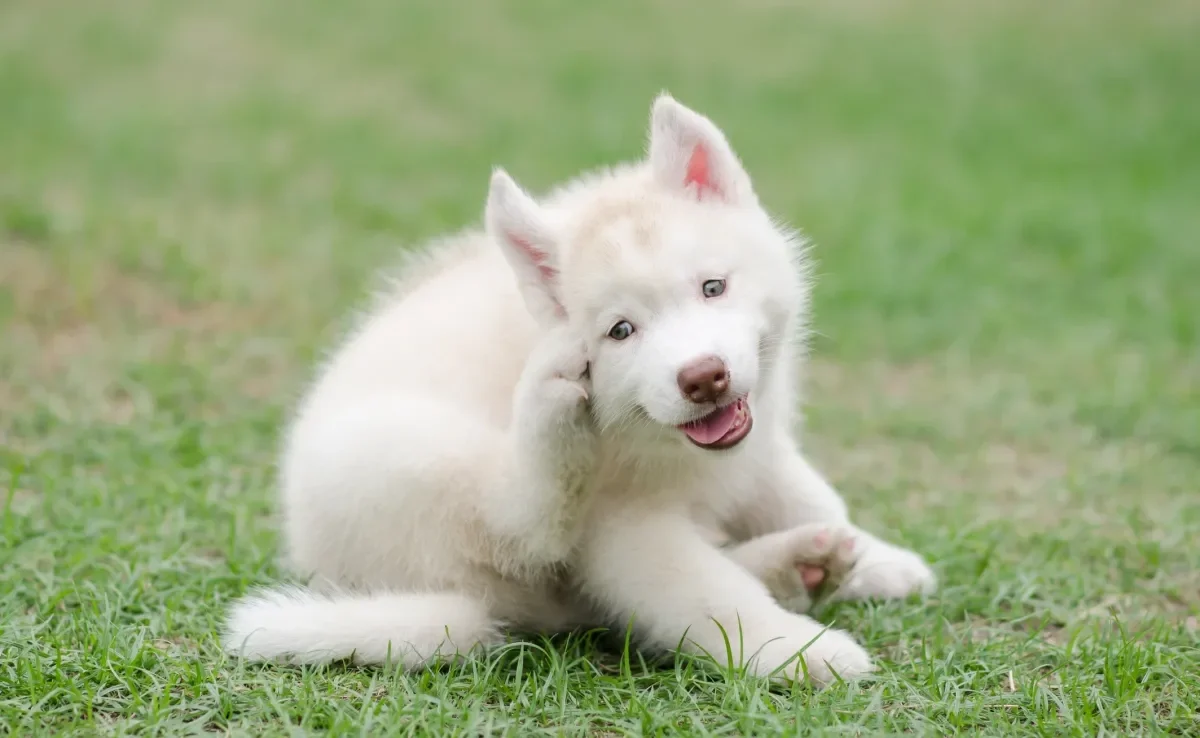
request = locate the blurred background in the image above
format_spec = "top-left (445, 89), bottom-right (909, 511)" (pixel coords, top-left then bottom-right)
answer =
top-left (1, 0), bottom-right (1196, 732)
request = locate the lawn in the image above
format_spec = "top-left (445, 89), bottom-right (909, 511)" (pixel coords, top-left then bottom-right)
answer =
top-left (1, 0), bottom-right (1197, 734)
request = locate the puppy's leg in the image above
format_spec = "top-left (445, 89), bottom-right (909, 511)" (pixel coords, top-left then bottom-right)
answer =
top-left (724, 523), bottom-right (859, 613)
top-left (282, 378), bottom-right (585, 591)
top-left (578, 510), bottom-right (872, 686)
top-left (481, 325), bottom-right (595, 565)
top-left (746, 440), bottom-right (937, 602)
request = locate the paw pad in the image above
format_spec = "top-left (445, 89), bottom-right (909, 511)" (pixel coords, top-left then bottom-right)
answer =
top-left (798, 565), bottom-right (825, 590)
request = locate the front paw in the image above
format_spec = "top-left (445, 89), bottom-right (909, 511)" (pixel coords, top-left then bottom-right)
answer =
top-left (750, 617), bottom-right (874, 687)
top-left (763, 524), bottom-right (860, 613)
top-left (834, 541), bottom-right (937, 602)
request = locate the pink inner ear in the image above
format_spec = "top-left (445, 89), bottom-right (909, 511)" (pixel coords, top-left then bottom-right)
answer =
top-left (683, 143), bottom-right (721, 200)
top-left (508, 231), bottom-right (566, 318)
top-left (508, 232), bottom-right (559, 282)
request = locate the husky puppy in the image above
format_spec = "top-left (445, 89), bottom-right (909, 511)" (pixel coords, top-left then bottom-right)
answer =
top-left (223, 95), bottom-right (936, 686)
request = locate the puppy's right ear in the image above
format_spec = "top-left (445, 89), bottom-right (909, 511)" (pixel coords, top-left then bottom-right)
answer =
top-left (485, 169), bottom-right (565, 324)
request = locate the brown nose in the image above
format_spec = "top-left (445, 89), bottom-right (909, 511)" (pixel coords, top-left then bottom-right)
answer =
top-left (677, 356), bottom-right (730, 404)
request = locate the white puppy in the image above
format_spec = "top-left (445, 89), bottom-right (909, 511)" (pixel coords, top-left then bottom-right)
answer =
top-left (223, 94), bottom-right (936, 686)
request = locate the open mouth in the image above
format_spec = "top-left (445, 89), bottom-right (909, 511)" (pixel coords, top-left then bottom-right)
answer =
top-left (678, 396), bottom-right (753, 450)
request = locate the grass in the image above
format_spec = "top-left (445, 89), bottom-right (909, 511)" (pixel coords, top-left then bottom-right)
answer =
top-left (1, 0), bottom-right (1197, 734)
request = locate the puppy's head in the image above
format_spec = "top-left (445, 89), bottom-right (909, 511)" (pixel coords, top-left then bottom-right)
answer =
top-left (488, 95), bottom-right (807, 454)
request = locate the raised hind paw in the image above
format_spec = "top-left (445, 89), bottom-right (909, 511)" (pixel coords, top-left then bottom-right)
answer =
top-left (513, 324), bottom-right (593, 438)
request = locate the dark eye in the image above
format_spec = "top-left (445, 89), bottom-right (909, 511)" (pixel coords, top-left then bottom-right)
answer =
top-left (702, 278), bottom-right (726, 298)
top-left (607, 320), bottom-right (635, 341)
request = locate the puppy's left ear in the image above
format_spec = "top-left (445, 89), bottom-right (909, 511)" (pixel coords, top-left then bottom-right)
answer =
top-left (647, 93), bottom-right (757, 206)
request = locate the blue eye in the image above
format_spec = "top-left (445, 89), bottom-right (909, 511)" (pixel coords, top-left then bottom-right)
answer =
top-left (702, 279), bottom-right (726, 298)
top-left (607, 320), bottom-right (635, 341)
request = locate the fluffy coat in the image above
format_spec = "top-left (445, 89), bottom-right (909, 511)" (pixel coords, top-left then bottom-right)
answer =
top-left (222, 95), bottom-right (937, 686)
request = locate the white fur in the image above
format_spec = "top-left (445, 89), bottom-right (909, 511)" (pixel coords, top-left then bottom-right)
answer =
top-left (224, 588), bottom-right (500, 667)
top-left (724, 523), bottom-right (859, 614)
top-left (222, 94), bottom-right (936, 687)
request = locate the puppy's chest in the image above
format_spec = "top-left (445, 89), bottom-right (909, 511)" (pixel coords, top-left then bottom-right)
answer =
top-left (582, 448), bottom-right (758, 521)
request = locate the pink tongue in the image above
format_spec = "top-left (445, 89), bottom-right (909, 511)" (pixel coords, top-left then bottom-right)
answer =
top-left (682, 403), bottom-right (738, 445)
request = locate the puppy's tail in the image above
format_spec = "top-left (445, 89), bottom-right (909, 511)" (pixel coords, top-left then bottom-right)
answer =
top-left (221, 586), bottom-right (501, 667)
